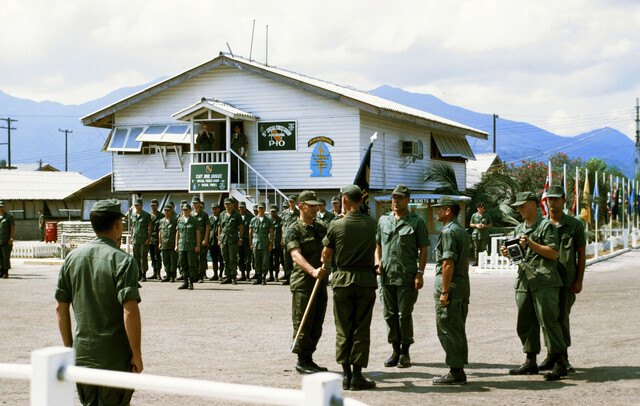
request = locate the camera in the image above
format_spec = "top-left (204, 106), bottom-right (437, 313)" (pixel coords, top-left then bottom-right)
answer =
top-left (503, 236), bottom-right (525, 264)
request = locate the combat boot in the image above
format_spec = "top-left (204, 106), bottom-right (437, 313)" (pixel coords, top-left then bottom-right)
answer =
top-left (161, 273), bottom-right (171, 282)
top-left (267, 270), bottom-right (275, 282)
top-left (341, 364), bottom-right (351, 390)
top-left (433, 368), bottom-right (467, 385)
top-left (543, 353), bottom-right (568, 381)
top-left (398, 344), bottom-right (411, 368)
top-left (295, 354), bottom-right (316, 375)
top-left (252, 274), bottom-right (262, 285)
top-left (178, 277), bottom-right (189, 290)
top-left (281, 275), bottom-right (290, 286)
top-left (538, 353), bottom-right (555, 371)
top-left (565, 350), bottom-right (575, 373)
top-left (188, 279), bottom-right (194, 290)
top-left (308, 356), bottom-right (328, 372)
top-left (262, 274), bottom-right (267, 285)
top-left (350, 366), bottom-right (375, 390)
top-left (384, 343), bottom-right (401, 367)
top-left (509, 353), bottom-right (538, 375)
top-left (220, 277), bottom-right (232, 284)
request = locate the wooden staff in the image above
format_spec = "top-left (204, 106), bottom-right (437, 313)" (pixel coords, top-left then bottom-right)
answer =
top-left (291, 265), bottom-right (325, 352)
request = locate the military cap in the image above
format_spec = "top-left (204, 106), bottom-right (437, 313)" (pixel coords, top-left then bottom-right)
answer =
top-left (318, 198), bottom-right (326, 205)
top-left (163, 206), bottom-right (172, 211)
top-left (476, 202), bottom-right (484, 207)
top-left (288, 194), bottom-right (298, 202)
top-left (134, 198), bottom-right (143, 206)
top-left (168, 201), bottom-right (175, 208)
top-left (224, 197), bottom-right (234, 204)
top-left (432, 196), bottom-right (461, 208)
top-left (270, 205), bottom-right (278, 212)
top-left (150, 199), bottom-right (159, 206)
top-left (340, 185), bottom-right (363, 201)
top-left (511, 191), bottom-right (539, 206)
top-left (191, 196), bottom-right (202, 204)
top-left (298, 190), bottom-right (322, 205)
top-left (181, 203), bottom-right (191, 210)
top-left (546, 185), bottom-right (565, 198)
top-left (331, 195), bottom-right (341, 203)
top-left (256, 202), bottom-right (266, 209)
top-left (238, 201), bottom-right (247, 208)
top-left (392, 184), bottom-right (410, 197)
top-left (91, 199), bottom-right (124, 215)
top-left (0, 200), bottom-right (5, 207)
top-left (211, 202), bottom-right (218, 208)
top-left (180, 199), bottom-right (188, 204)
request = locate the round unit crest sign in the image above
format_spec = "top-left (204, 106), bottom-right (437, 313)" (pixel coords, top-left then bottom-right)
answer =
top-left (258, 121), bottom-right (296, 151)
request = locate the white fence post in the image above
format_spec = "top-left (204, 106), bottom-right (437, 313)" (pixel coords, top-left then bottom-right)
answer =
top-left (623, 229), bottom-right (629, 249)
top-left (30, 347), bottom-right (75, 406)
top-left (302, 372), bottom-right (342, 406)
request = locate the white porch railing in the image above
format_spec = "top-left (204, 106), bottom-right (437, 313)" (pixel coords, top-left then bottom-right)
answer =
top-left (11, 242), bottom-right (60, 258)
top-left (191, 150), bottom-right (229, 163)
top-left (0, 347), bottom-right (368, 406)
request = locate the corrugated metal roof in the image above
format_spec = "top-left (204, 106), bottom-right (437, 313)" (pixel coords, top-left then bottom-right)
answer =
top-left (82, 53), bottom-right (487, 139)
top-left (432, 133), bottom-right (476, 160)
top-left (0, 170), bottom-right (93, 200)
top-left (172, 98), bottom-right (259, 121)
top-left (466, 153), bottom-right (502, 188)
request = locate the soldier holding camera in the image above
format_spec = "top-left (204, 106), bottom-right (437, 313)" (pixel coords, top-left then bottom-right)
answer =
top-left (501, 191), bottom-right (567, 381)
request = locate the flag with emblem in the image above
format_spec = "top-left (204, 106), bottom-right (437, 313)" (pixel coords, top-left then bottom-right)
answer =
top-left (540, 173), bottom-right (550, 216)
top-left (353, 133), bottom-right (377, 215)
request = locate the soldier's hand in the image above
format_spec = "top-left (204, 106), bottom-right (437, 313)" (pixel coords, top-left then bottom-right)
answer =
top-left (237, 240), bottom-right (242, 247)
top-left (195, 246), bottom-right (200, 253)
top-left (414, 273), bottom-right (424, 290)
top-left (202, 240), bottom-right (208, 247)
top-left (218, 240), bottom-right (222, 246)
top-left (131, 355), bottom-right (143, 373)
top-left (500, 245), bottom-right (508, 257)
top-left (519, 235), bottom-right (528, 250)
top-left (571, 280), bottom-right (583, 294)
top-left (311, 267), bottom-right (326, 280)
top-left (175, 247), bottom-right (179, 253)
top-left (439, 293), bottom-right (450, 306)
top-left (250, 244), bottom-right (253, 250)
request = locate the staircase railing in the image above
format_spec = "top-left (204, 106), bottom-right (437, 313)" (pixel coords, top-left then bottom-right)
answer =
top-left (228, 149), bottom-right (289, 208)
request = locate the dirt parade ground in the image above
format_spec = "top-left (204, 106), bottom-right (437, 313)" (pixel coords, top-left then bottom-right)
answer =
top-left (1, 250), bottom-right (639, 406)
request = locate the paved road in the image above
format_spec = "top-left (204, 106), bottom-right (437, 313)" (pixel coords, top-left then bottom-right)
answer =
top-left (1, 251), bottom-right (639, 405)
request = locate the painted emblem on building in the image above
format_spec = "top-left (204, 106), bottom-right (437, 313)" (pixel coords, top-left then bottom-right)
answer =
top-left (258, 121), bottom-right (296, 151)
top-left (308, 137), bottom-right (334, 177)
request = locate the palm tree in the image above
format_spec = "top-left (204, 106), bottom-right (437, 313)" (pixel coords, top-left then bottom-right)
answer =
top-left (424, 161), bottom-right (460, 195)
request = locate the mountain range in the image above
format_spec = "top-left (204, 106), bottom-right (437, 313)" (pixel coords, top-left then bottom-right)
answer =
top-left (0, 81), bottom-right (635, 180)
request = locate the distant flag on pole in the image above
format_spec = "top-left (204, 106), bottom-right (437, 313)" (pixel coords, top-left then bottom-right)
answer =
top-left (580, 174), bottom-right (591, 224)
top-left (612, 182), bottom-right (619, 220)
top-left (353, 132), bottom-right (377, 215)
top-left (540, 173), bottom-right (550, 216)
top-left (572, 170), bottom-right (579, 215)
top-left (591, 173), bottom-right (599, 221)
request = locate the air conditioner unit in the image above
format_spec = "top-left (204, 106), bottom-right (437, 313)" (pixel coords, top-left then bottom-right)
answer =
top-left (400, 140), bottom-right (419, 156)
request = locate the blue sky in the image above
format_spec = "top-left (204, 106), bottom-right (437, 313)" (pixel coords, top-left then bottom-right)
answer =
top-left (1, 0), bottom-right (639, 138)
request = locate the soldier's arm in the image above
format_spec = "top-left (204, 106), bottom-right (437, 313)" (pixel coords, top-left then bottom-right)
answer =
top-left (522, 235), bottom-right (557, 260)
top-left (203, 223), bottom-right (210, 246)
top-left (8, 225), bottom-right (15, 245)
top-left (123, 299), bottom-right (143, 373)
top-left (572, 246), bottom-right (586, 294)
top-left (249, 227), bottom-right (254, 250)
top-left (440, 259), bottom-right (455, 306)
top-left (218, 223), bottom-right (222, 246)
top-left (56, 301), bottom-right (73, 347)
top-left (291, 248), bottom-right (326, 279)
top-left (238, 224), bottom-right (244, 247)
top-left (374, 244), bottom-right (382, 275)
top-left (268, 227), bottom-right (273, 251)
top-left (321, 246), bottom-right (334, 265)
top-left (145, 222), bottom-right (152, 245)
top-left (195, 230), bottom-right (201, 253)
top-left (175, 230), bottom-right (180, 252)
top-left (415, 245), bottom-right (429, 290)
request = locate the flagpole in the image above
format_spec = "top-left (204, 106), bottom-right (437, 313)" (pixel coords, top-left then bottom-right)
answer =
top-left (563, 164), bottom-right (567, 213)
top-left (548, 161), bottom-right (552, 186)
top-left (622, 178), bottom-right (626, 230)
top-left (595, 170), bottom-right (598, 250)
top-left (609, 174), bottom-right (613, 233)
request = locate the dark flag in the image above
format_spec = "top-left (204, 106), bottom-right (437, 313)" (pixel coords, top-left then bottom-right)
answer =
top-left (353, 133), bottom-right (377, 215)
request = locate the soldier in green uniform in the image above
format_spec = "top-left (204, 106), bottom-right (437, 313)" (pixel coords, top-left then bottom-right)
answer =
top-left (219, 198), bottom-right (243, 285)
top-left (541, 185), bottom-right (586, 373)
top-left (249, 202), bottom-right (274, 285)
top-left (501, 191), bottom-right (567, 381)
top-left (130, 198), bottom-right (152, 282)
top-left (196, 124), bottom-right (215, 151)
top-left (316, 198), bottom-right (335, 224)
top-left (208, 203), bottom-right (224, 281)
top-left (55, 199), bottom-right (142, 405)
top-left (281, 195), bottom-right (300, 286)
top-left (175, 202), bottom-right (200, 290)
top-left (159, 205), bottom-right (178, 283)
top-left (230, 124), bottom-right (248, 183)
top-left (237, 202), bottom-right (254, 281)
top-left (148, 199), bottom-right (163, 280)
top-left (286, 190), bottom-right (329, 374)
top-left (375, 185), bottom-right (429, 369)
top-left (331, 195), bottom-right (342, 219)
top-left (469, 203), bottom-right (492, 264)
top-left (38, 209), bottom-right (45, 241)
top-left (0, 201), bottom-right (15, 279)
top-left (191, 196), bottom-right (210, 283)
top-left (431, 196), bottom-right (471, 385)
top-left (269, 205), bottom-right (283, 282)
top-left (321, 185), bottom-right (377, 391)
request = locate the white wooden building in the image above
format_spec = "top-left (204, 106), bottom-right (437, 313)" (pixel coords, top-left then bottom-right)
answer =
top-left (81, 52), bottom-right (487, 219)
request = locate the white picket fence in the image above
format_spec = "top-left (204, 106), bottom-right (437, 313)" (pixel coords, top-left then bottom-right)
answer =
top-left (10, 242), bottom-right (60, 258)
top-left (0, 347), bottom-right (368, 406)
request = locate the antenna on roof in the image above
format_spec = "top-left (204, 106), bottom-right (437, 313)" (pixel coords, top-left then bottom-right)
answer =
top-left (265, 25), bottom-right (269, 66)
top-left (249, 19), bottom-right (255, 61)
top-left (226, 42), bottom-right (234, 57)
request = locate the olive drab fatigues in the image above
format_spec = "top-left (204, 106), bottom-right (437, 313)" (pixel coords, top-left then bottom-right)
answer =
top-left (318, 211), bottom-right (335, 224)
top-left (39, 213), bottom-right (45, 241)
top-left (196, 130), bottom-right (214, 151)
top-left (177, 215), bottom-right (198, 281)
top-left (434, 219), bottom-right (471, 368)
top-left (55, 237), bottom-right (141, 405)
top-left (270, 215), bottom-right (283, 279)
top-left (281, 208), bottom-right (300, 280)
top-left (514, 215), bottom-right (566, 356)
top-left (286, 218), bottom-right (328, 356)
top-left (131, 210), bottom-right (152, 279)
top-left (209, 214), bottom-right (224, 278)
top-left (238, 211), bottom-right (254, 277)
top-left (149, 211), bottom-right (163, 276)
top-left (194, 209), bottom-right (210, 280)
top-left (250, 215), bottom-right (273, 278)
top-left (0, 212), bottom-right (15, 276)
top-left (159, 216), bottom-right (178, 279)
top-left (323, 211), bottom-right (378, 368)
top-left (470, 212), bottom-right (492, 260)
top-left (377, 212), bottom-right (429, 345)
top-left (219, 210), bottom-right (242, 281)
top-left (554, 214), bottom-right (586, 350)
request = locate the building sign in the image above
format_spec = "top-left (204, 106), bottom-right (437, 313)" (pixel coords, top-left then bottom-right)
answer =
top-left (309, 137), bottom-right (333, 177)
top-left (258, 121), bottom-right (296, 151)
top-left (189, 163), bottom-right (229, 192)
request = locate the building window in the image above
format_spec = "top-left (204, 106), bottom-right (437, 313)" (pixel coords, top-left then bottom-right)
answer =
top-left (106, 127), bottom-right (144, 152)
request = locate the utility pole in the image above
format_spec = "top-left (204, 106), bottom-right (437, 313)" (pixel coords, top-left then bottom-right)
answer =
top-left (635, 98), bottom-right (639, 180)
top-left (492, 114), bottom-right (499, 153)
top-left (59, 128), bottom-right (73, 171)
top-left (0, 117), bottom-right (18, 168)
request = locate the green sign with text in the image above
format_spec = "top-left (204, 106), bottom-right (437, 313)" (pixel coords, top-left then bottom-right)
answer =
top-left (190, 163), bottom-right (229, 192)
top-left (258, 121), bottom-right (296, 151)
